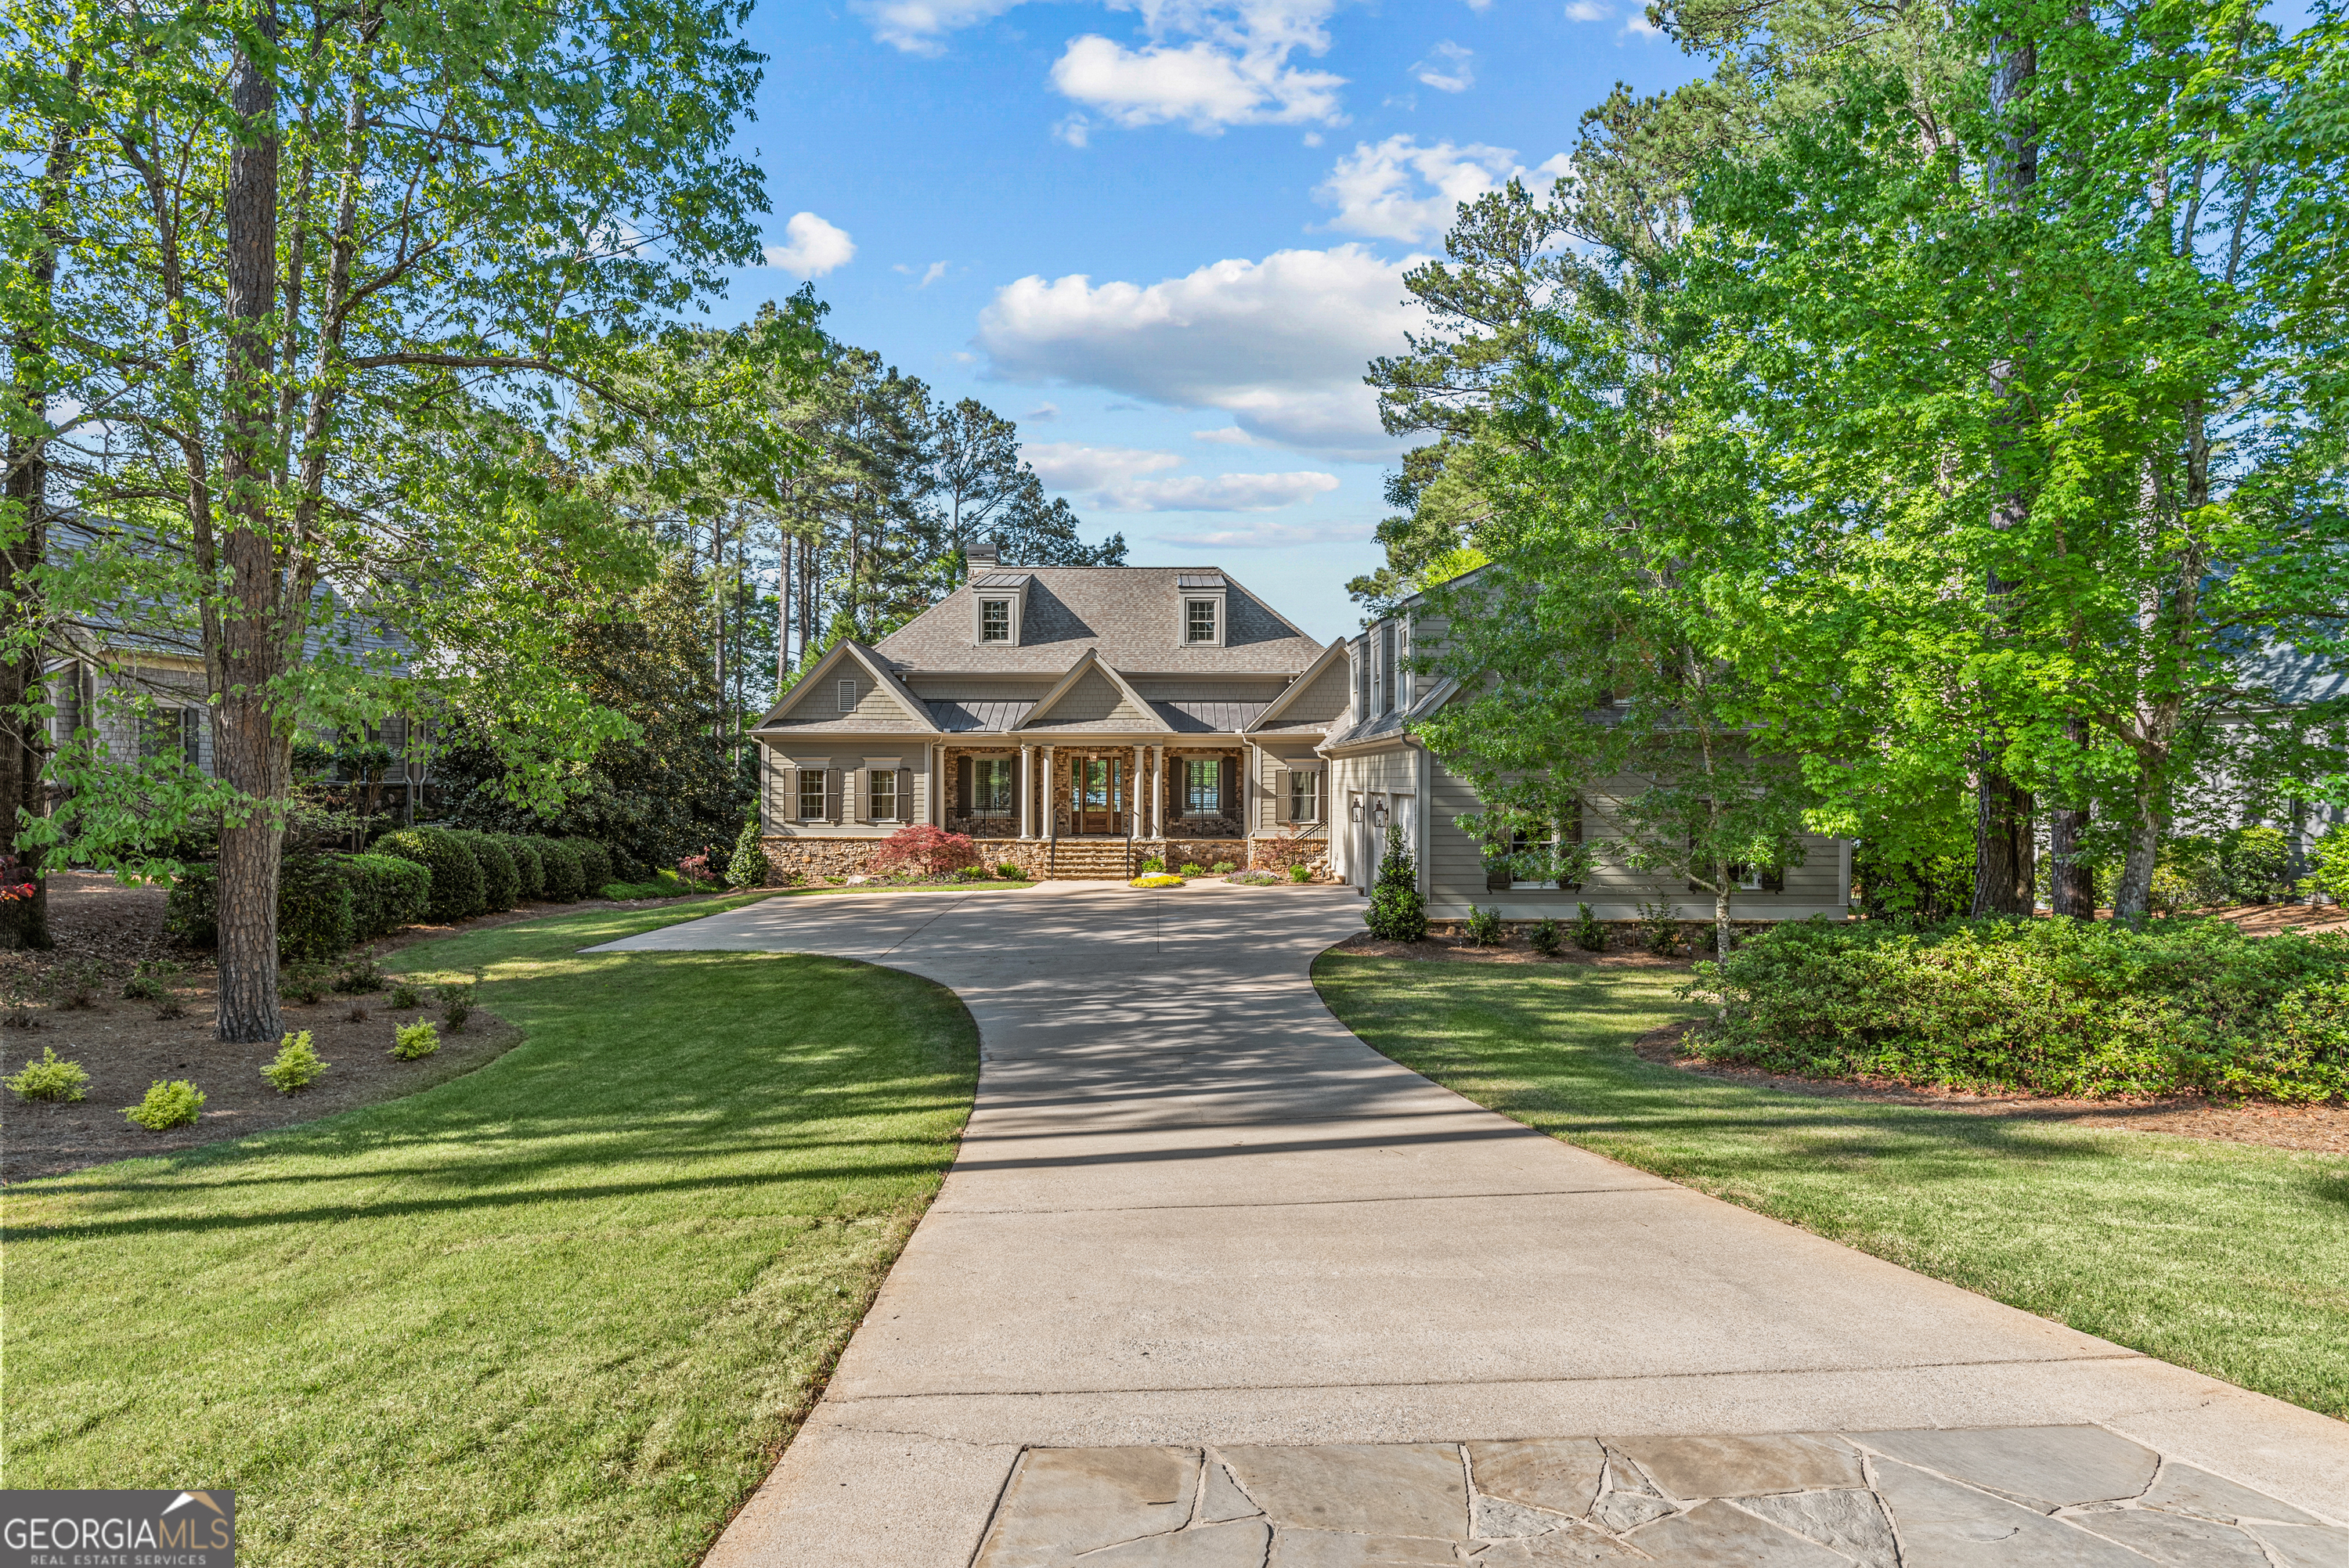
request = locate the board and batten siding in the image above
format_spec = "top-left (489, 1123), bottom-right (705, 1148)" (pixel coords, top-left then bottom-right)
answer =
top-left (1423, 753), bottom-right (1850, 919)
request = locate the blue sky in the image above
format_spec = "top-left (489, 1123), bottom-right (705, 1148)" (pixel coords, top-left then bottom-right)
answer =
top-left (711, 1), bottom-right (1709, 641)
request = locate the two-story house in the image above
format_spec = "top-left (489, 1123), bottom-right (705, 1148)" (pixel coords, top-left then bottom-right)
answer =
top-left (747, 545), bottom-right (1348, 881)
top-left (1319, 570), bottom-right (1856, 923)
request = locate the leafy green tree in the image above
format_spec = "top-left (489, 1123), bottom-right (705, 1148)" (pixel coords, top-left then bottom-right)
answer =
top-left (2, 0), bottom-right (795, 1037)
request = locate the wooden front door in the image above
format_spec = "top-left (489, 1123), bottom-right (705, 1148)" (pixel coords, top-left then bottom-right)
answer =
top-left (1078, 756), bottom-right (1123, 834)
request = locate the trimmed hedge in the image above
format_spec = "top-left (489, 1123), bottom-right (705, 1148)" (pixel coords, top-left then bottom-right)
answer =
top-left (165, 852), bottom-right (431, 960)
top-left (1690, 915), bottom-right (2349, 1101)
top-left (502, 834), bottom-right (546, 901)
top-left (377, 827), bottom-right (486, 923)
top-left (344, 853), bottom-right (431, 939)
top-left (455, 830), bottom-right (520, 911)
top-left (568, 838), bottom-right (614, 892)
top-left (533, 837), bottom-right (586, 902)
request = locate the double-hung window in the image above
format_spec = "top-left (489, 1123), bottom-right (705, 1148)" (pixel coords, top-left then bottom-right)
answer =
top-left (980, 599), bottom-right (1011, 642)
top-left (1286, 770), bottom-right (1320, 823)
top-left (799, 769), bottom-right (827, 820)
top-left (1184, 759), bottom-right (1221, 815)
top-left (1185, 599), bottom-right (1218, 643)
top-left (868, 769), bottom-right (898, 821)
top-left (975, 757), bottom-right (1013, 814)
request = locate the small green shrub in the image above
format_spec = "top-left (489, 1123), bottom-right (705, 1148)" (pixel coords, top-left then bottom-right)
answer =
top-left (45, 956), bottom-right (106, 1011)
top-left (995, 861), bottom-right (1023, 880)
top-left (262, 1031), bottom-right (328, 1094)
top-left (532, 836), bottom-right (586, 901)
top-left (949, 865), bottom-right (994, 882)
top-left (123, 973), bottom-right (168, 1001)
top-left (1636, 900), bottom-right (1682, 956)
top-left (280, 963), bottom-right (330, 1005)
top-left (1364, 827), bottom-right (1428, 943)
top-left (438, 982), bottom-right (475, 1032)
top-left (1178, 862), bottom-right (1207, 877)
top-left (1528, 917), bottom-right (1564, 957)
top-left (1211, 860), bottom-right (1237, 875)
top-left (124, 1079), bottom-right (205, 1130)
top-left (1287, 862), bottom-right (1313, 884)
top-left (1573, 902), bottom-right (1607, 952)
top-left (727, 819), bottom-right (768, 889)
top-left (1139, 856), bottom-right (1167, 874)
top-left (333, 956), bottom-right (384, 993)
top-left (453, 830), bottom-right (521, 911)
top-left (6, 1046), bottom-right (89, 1102)
top-left (2311, 825), bottom-right (2349, 904)
top-left (392, 1020), bottom-right (441, 1059)
top-left (377, 827), bottom-right (486, 923)
top-left (1226, 869), bottom-right (1282, 886)
top-left (1463, 906), bottom-right (1506, 946)
top-left (388, 981), bottom-right (423, 1010)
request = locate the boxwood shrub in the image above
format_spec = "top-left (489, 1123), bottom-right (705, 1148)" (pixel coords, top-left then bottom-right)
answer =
top-left (567, 838), bottom-right (614, 892)
top-left (343, 853), bottom-right (431, 939)
top-left (453, 830), bottom-right (520, 911)
top-left (1690, 915), bottom-right (2349, 1101)
top-left (377, 827), bottom-right (486, 924)
top-left (500, 834), bottom-right (546, 901)
top-left (532, 836), bottom-right (586, 902)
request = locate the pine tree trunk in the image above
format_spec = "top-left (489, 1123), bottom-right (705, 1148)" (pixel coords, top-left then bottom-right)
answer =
top-left (1972, 768), bottom-right (2036, 917)
top-left (2113, 775), bottom-right (2161, 923)
top-left (213, 28), bottom-right (287, 1044)
top-left (2048, 719), bottom-right (2094, 917)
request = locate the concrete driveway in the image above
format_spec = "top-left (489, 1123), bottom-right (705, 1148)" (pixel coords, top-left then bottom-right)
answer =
top-left (592, 885), bottom-right (2349, 1565)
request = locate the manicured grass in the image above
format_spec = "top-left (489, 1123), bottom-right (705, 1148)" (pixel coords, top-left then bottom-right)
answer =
top-left (4, 898), bottom-right (979, 1567)
top-left (1315, 953), bottom-right (2349, 1419)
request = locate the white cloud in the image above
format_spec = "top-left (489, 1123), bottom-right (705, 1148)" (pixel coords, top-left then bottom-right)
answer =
top-left (1193, 427), bottom-right (1255, 444)
top-left (1463, 0), bottom-right (1492, 10)
top-left (1025, 442), bottom-right (1184, 493)
top-left (919, 260), bottom-right (950, 287)
top-left (1412, 41), bottom-right (1474, 93)
top-left (1314, 135), bottom-right (1564, 244)
top-left (1052, 34), bottom-right (1344, 131)
top-left (1027, 402), bottom-right (1062, 420)
top-left (1622, 7), bottom-right (1663, 34)
top-left (762, 212), bottom-right (856, 277)
top-left (977, 244), bottom-right (1422, 459)
top-left (854, 0), bottom-right (1019, 55)
top-left (1564, 0), bottom-right (1611, 19)
top-left (1024, 442), bottom-right (1337, 512)
top-left (1153, 518), bottom-right (1375, 546)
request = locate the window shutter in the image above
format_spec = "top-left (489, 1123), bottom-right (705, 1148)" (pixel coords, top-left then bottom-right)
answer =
top-left (956, 756), bottom-right (972, 813)
top-left (899, 766), bottom-right (914, 823)
top-left (828, 767), bottom-right (843, 824)
top-left (1273, 767), bottom-right (1290, 824)
top-left (1221, 756), bottom-right (1236, 820)
top-left (1762, 866), bottom-right (1785, 892)
top-left (1566, 798), bottom-right (1583, 844)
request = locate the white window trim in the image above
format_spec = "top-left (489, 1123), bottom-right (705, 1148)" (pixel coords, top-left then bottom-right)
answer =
top-left (837, 676), bottom-right (857, 712)
top-left (979, 597), bottom-right (1014, 643)
top-left (868, 767), bottom-right (900, 823)
top-left (1181, 589), bottom-right (1227, 648)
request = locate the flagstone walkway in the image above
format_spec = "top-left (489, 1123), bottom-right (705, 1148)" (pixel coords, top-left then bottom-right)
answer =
top-left (590, 885), bottom-right (2349, 1567)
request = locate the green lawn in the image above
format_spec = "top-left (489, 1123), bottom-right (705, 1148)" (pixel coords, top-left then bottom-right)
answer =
top-left (1315, 953), bottom-right (2349, 1419)
top-left (4, 898), bottom-right (980, 1567)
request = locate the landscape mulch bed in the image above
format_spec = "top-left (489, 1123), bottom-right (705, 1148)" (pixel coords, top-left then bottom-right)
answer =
top-left (1337, 930), bottom-right (2347, 1159)
top-left (1, 873), bottom-right (756, 1183)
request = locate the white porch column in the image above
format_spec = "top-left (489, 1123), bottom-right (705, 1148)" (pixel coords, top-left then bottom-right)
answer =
top-left (1149, 745), bottom-right (1163, 838)
top-left (1018, 745), bottom-right (1033, 839)
top-left (1132, 744), bottom-right (1144, 836)
top-left (1043, 745), bottom-right (1057, 841)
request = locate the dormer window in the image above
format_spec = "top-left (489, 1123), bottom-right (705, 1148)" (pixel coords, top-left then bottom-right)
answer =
top-left (969, 570), bottom-right (1029, 646)
top-left (980, 599), bottom-right (1012, 642)
top-left (1175, 570), bottom-right (1226, 647)
top-left (1185, 599), bottom-right (1218, 644)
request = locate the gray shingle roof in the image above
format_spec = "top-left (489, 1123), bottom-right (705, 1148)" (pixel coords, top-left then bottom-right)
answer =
top-left (875, 568), bottom-right (1322, 675)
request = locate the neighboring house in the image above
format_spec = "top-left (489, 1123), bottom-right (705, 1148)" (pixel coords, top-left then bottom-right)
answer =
top-left (1319, 571), bottom-right (1856, 922)
top-left (749, 544), bottom-right (1348, 880)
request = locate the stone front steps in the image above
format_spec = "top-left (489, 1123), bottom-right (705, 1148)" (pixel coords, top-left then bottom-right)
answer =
top-left (1048, 840), bottom-right (1135, 880)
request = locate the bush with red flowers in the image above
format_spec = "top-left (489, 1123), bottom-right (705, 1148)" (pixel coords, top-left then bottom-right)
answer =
top-left (870, 824), bottom-right (980, 879)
